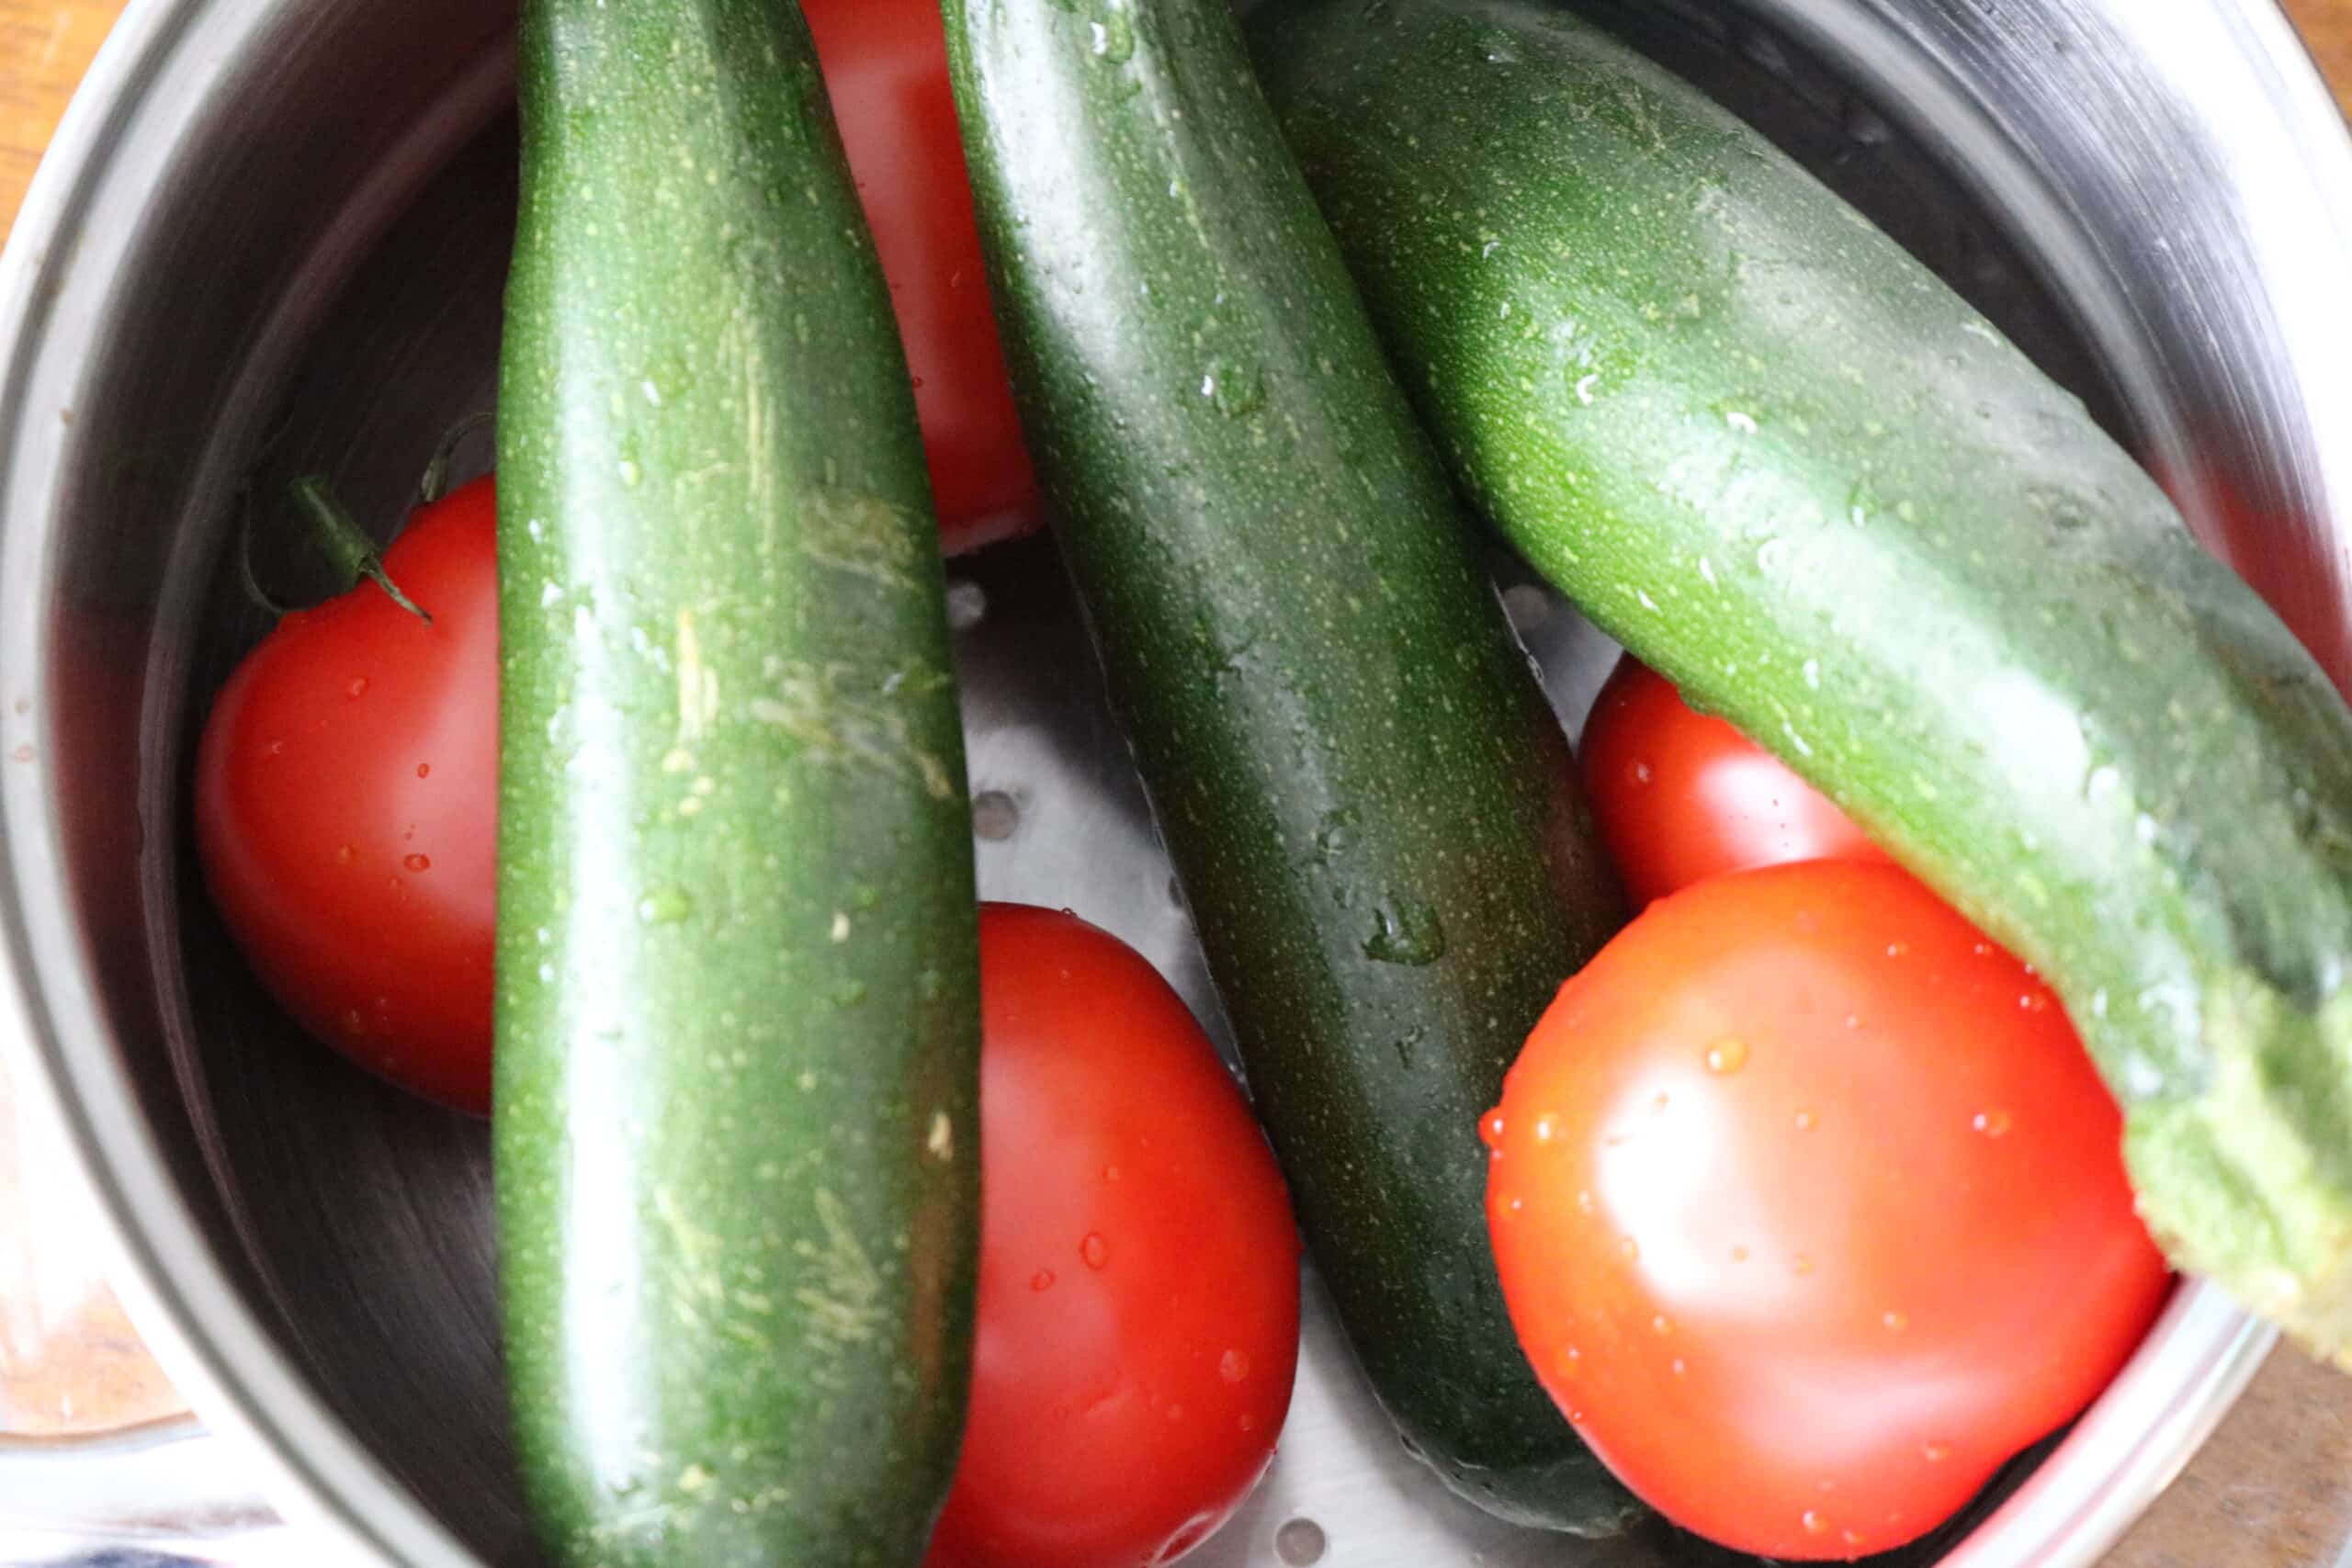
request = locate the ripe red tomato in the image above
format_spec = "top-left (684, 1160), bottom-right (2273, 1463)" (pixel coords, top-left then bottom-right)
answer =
top-left (1484, 862), bottom-right (2168, 1561)
top-left (1579, 657), bottom-right (1888, 905)
top-left (927, 905), bottom-right (1301, 1568)
top-left (195, 478), bottom-right (498, 1113)
top-left (804, 0), bottom-right (1039, 553)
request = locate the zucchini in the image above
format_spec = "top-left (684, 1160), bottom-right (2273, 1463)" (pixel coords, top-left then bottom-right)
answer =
top-left (1253, 0), bottom-right (2352, 1358)
top-left (494, 1), bottom-right (980, 1562)
top-left (943, 0), bottom-right (1636, 1533)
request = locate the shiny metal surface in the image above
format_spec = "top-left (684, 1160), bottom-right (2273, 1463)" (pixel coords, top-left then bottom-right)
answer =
top-left (0, 1420), bottom-right (282, 1565)
top-left (0, 0), bottom-right (2346, 1564)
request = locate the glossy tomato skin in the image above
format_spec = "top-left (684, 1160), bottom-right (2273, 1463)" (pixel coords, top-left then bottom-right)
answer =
top-left (1485, 862), bottom-right (2169, 1561)
top-left (926, 906), bottom-right (1301, 1568)
top-left (1580, 657), bottom-right (1887, 905)
top-left (195, 478), bottom-right (498, 1113)
top-left (804, 0), bottom-right (1038, 553)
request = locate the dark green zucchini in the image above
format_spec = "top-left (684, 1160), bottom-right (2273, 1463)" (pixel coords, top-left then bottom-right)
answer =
top-left (943, 0), bottom-right (1636, 1533)
top-left (1253, 0), bottom-right (2352, 1358)
top-left (494, 1), bottom-right (979, 1562)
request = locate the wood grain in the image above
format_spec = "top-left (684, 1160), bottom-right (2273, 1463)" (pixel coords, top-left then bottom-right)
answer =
top-left (3, 0), bottom-right (2352, 1553)
top-left (2288, 0), bottom-right (2352, 114)
top-left (0, 0), bottom-right (121, 234)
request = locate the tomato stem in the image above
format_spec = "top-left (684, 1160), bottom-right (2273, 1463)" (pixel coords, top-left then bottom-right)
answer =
top-left (419, 411), bottom-right (496, 506)
top-left (235, 483), bottom-right (292, 619)
top-left (288, 476), bottom-right (433, 626)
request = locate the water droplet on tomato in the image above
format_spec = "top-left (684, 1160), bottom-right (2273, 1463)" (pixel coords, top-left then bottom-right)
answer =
top-left (402, 853), bottom-right (431, 873)
top-left (1842, 1530), bottom-right (1866, 1549)
top-left (1532, 1115), bottom-right (1557, 1143)
top-left (1704, 1036), bottom-right (1748, 1075)
top-left (1152, 1515), bottom-right (1218, 1564)
top-left (1802, 1510), bottom-right (1829, 1536)
top-left (1619, 1236), bottom-right (1640, 1261)
top-left (1884, 941), bottom-right (1909, 958)
top-left (334, 844), bottom-right (354, 865)
top-left (1576, 1190), bottom-right (1596, 1215)
top-left (1794, 1108), bottom-right (1816, 1132)
top-left (416, 762), bottom-right (431, 779)
top-left (1883, 1310), bottom-right (1909, 1333)
top-left (1731, 1244), bottom-right (1750, 1261)
top-left (1481, 1111), bottom-right (1507, 1149)
top-left (1238, 1413), bottom-right (1256, 1433)
top-left (346, 678), bottom-right (368, 699)
top-left (2019, 991), bottom-right (2049, 1013)
top-left (1555, 1344), bottom-right (1581, 1375)
top-left (1628, 760), bottom-right (1654, 786)
top-left (1973, 1109), bottom-right (2013, 1137)
top-left (343, 1009), bottom-right (366, 1036)
top-left (1973, 942), bottom-right (1994, 957)
top-left (266, 739), bottom-right (286, 757)
top-left (1102, 1165), bottom-right (1122, 1183)
top-left (1651, 1314), bottom-right (1673, 1336)
top-left (1567, 1407), bottom-right (1587, 1424)
top-left (1671, 1358), bottom-right (1687, 1376)
top-left (1080, 1233), bottom-right (1110, 1269)
top-left (1793, 1254), bottom-right (1815, 1276)
top-left (1030, 1269), bottom-right (1056, 1292)
top-left (1220, 1349), bottom-right (1251, 1382)
top-left (1923, 1442), bottom-right (1951, 1462)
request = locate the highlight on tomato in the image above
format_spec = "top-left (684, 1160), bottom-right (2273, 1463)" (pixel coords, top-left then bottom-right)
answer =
top-left (1579, 656), bottom-right (1887, 906)
top-left (804, 0), bottom-right (1039, 553)
top-left (1484, 861), bottom-right (2169, 1560)
top-left (925, 904), bottom-right (1302, 1568)
top-left (195, 477), bottom-right (500, 1113)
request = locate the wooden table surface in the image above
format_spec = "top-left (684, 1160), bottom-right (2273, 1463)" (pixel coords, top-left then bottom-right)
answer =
top-left (5, 0), bottom-right (2352, 1562)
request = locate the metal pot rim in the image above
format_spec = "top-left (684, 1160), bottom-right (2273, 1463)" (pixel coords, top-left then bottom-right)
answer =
top-left (0, 3), bottom-right (496, 1562)
top-left (0, 0), bottom-right (2340, 1563)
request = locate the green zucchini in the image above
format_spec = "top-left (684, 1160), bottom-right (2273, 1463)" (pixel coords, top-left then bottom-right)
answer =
top-left (943, 0), bottom-right (1636, 1533)
top-left (494, 1), bottom-right (979, 1562)
top-left (1253, 0), bottom-right (2352, 1357)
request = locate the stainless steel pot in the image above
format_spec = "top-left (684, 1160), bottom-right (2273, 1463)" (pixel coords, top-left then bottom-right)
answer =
top-left (2, 1), bottom-right (2347, 1564)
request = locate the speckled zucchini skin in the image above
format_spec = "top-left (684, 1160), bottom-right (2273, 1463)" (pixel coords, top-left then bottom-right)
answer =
top-left (944, 0), bottom-right (1635, 1534)
top-left (493, 1), bottom-right (980, 1562)
top-left (1253, 0), bottom-right (2352, 1359)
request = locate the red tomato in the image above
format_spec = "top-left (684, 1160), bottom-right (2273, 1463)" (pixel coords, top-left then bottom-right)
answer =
top-left (1579, 657), bottom-right (1888, 906)
top-left (1484, 862), bottom-right (2168, 1561)
top-left (927, 906), bottom-right (1301, 1568)
top-left (195, 478), bottom-right (498, 1113)
top-left (805, 0), bottom-right (1039, 554)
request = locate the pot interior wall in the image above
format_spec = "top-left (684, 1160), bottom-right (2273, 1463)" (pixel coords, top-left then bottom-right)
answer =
top-left (34, 0), bottom-right (2197, 1562)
